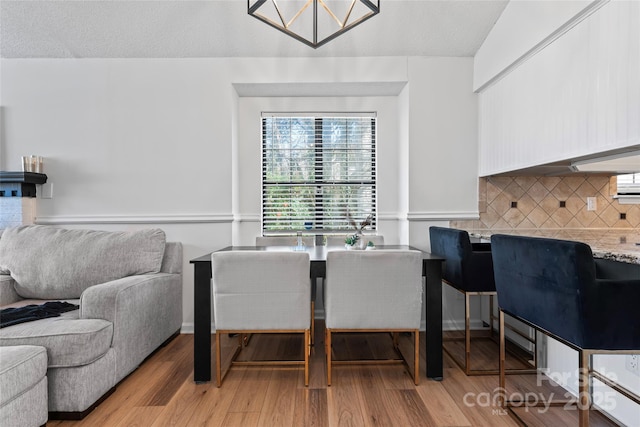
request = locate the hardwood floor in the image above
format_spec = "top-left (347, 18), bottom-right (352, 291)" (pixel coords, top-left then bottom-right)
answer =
top-left (48, 322), bottom-right (620, 427)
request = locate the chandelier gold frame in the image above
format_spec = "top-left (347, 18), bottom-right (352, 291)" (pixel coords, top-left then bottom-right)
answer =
top-left (248, 0), bottom-right (380, 49)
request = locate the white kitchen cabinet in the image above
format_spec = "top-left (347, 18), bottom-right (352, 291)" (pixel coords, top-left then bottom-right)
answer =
top-left (478, 0), bottom-right (640, 176)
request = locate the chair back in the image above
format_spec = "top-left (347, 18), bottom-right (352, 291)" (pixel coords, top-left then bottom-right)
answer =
top-left (429, 226), bottom-right (495, 292)
top-left (325, 235), bottom-right (384, 247)
top-left (491, 234), bottom-right (597, 348)
top-left (212, 251), bottom-right (310, 330)
top-left (256, 235), bottom-right (315, 247)
top-left (324, 250), bottom-right (422, 329)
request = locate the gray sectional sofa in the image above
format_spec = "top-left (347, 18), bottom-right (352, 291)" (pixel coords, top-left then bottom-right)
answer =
top-left (0, 225), bottom-right (183, 422)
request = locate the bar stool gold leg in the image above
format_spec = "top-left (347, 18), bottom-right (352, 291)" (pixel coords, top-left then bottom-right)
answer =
top-left (499, 310), bottom-right (506, 407)
top-left (578, 350), bottom-right (591, 427)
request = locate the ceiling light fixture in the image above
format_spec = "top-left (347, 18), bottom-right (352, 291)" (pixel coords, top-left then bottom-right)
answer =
top-left (248, 0), bottom-right (380, 49)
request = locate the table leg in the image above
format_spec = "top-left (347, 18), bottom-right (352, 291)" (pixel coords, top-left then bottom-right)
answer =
top-left (194, 262), bottom-right (212, 383)
top-left (425, 260), bottom-right (443, 380)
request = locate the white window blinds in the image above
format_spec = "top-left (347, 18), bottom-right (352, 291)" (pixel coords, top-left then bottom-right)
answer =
top-left (261, 113), bottom-right (377, 234)
top-left (617, 173), bottom-right (640, 194)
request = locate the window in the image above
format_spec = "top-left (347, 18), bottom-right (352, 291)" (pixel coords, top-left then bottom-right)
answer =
top-left (261, 113), bottom-right (376, 234)
top-left (617, 173), bottom-right (640, 195)
top-left (616, 173), bottom-right (640, 204)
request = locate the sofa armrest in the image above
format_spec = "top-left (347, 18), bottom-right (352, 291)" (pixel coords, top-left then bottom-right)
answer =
top-left (161, 242), bottom-right (183, 274)
top-left (79, 272), bottom-right (182, 380)
top-left (0, 274), bottom-right (22, 306)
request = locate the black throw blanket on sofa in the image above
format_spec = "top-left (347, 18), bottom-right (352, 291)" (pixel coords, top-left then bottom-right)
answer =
top-left (0, 301), bottom-right (79, 328)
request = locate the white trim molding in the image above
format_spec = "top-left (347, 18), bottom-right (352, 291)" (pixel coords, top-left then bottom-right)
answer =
top-left (36, 213), bottom-right (234, 225)
top-left (407, 211), bottom-right (480, 221)
top-left (233, 213), bottom-right (261, 223)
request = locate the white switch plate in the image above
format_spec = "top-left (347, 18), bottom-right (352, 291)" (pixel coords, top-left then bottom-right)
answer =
top-left (41, 183), bottom-right (53, 199)
top-left (587, 197), bottom-right (597, 211)
top-left (626, 355), bottom-right (640, 376)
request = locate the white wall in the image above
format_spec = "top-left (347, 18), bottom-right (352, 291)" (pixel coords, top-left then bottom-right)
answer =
top-left (474, 0), bottom-right (596, 91)
top-left (0, 56), bottom-right (479, 332)
top-left (406, 57), bottom-right (480, 246)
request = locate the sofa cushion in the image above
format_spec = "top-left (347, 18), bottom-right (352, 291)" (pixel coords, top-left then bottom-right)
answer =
top-left (0, 345), bottom-right (47, 407)
top-left (0, 225), bottom-right (166, 299)
top-left (0, 305), bottom-right (113, 368)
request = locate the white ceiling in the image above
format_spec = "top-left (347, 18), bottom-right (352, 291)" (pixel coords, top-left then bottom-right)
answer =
top-left (0, 0), bottom-right (509, 58)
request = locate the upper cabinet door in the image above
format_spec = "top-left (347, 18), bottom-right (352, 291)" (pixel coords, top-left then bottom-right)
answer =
top-left (478, 1), bottom-right (640, 177)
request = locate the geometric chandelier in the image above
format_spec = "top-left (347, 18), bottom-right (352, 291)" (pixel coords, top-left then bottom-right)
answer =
top-left (248, 1), bottom-right (380, 49)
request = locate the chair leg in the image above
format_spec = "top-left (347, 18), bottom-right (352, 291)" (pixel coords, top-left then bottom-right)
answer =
top-left (216, 332), bottom-right (222, 387)
top-left (489, 294), bottom-right (496, 337)
top-left (304, 329), bottom-right (310, 386)
top-left (578, 350), bottom-right (592, 427)
top-left (499, 310), bottom-right (506, 407)
top-left (311, 301), bottom-right (315, 345)
top-left (326, 328), bottom-right (332, 386)
top-left (414, 329), bottom-right (420, 385)
top-left (465, 292), bottom-right (472, 375)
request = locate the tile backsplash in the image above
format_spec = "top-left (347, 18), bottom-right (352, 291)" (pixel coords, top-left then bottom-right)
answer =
top-left (452, 176), bottom-right (639, 230)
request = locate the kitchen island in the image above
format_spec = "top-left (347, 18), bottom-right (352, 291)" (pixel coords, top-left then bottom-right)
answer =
top-left (467, 229), bottom-right (640, 265)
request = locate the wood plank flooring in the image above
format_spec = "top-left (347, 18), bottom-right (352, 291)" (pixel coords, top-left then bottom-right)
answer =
top-left (48, 321), bottom-right (620, 426)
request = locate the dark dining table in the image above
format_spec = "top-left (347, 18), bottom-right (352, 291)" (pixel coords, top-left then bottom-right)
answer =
top-left (189, 245), bottom-right (445, 383)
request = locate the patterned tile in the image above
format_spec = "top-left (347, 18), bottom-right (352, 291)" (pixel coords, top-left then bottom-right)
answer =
top-left (564, 176), bottom-right (587, 192)
top-left (486, 180), bottom-right (502, 204)
top-left (527, 181), bottom-right (550, 203)
top-left (504, 181), bottom-right (526, 199)
top-left (538, 176), bottom-right (561, 192)
top-left (564, 196), bottom-right (584, 215)
top-left (514, 176), bottom-right (537, 191)
top-left (575, 209), bottom-right (599, 227)
top-left (574, 181), bottom-right (598, 198)
top-left (489, 192), bottom-right (512, 216)
top-left (504, 207), bottom-right (526, 228)
top-left (527, 206), bottom-right (550, 228)
top-left (468, 175), bottom-right (637, 232)
top-left (626, 206), bottom-right (640, 228)
top-left (600, 205), bottom-right (622, 227)
top-left (517, 218), bottom-right (537, 229)
top-left (552, 207), bottom-right (575, 227)
top-left (552, 181), bottom-right (574, 200)
top-left (517, 194), bottom-right (536, 216)
top-left (540, 194), bottom-right (560, 215)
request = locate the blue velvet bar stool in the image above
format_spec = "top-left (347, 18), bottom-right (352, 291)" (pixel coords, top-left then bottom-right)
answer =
top-left (492, 234), bottom-right (640, 427)
top-left (429, 226), bottom-right (536, 376)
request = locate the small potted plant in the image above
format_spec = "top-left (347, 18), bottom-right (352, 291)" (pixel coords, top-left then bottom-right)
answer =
top-left (344, 234), bottom-right (358, 249)
top-left (344, 213), bottom-right (373, 250)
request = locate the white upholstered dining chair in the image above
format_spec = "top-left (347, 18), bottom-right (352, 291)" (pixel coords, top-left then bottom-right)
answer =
top-left (255, 235), bottom-right (317, 343)
top-left (324, 250), bottom-right (423, 385)
top-left (212, 251), bottom-right (311, 386)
